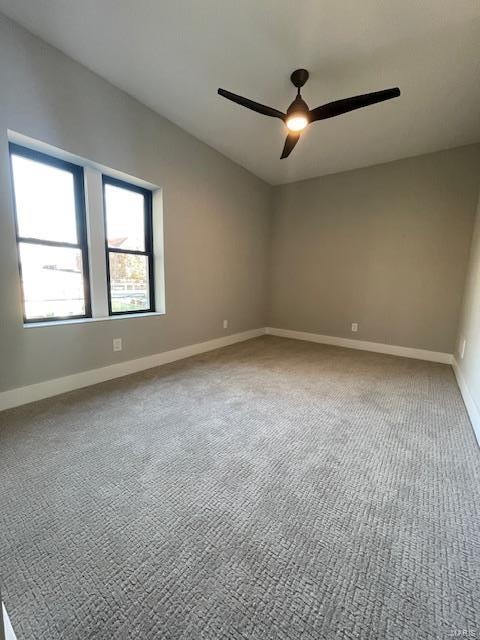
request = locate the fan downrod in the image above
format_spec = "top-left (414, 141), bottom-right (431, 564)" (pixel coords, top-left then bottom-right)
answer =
top-left (290, 69), bottom-right (309, 89)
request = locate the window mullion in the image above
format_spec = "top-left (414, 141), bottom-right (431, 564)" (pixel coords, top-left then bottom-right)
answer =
top-left (17, 237), bottom-right (81, 250)
top-left (108, 248), bottom-right (149, 257)
top-left (84, 167), bottom-right (109, 318)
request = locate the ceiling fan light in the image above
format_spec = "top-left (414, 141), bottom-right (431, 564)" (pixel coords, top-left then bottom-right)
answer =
top-left (286, 115), bottom-right (308, 132)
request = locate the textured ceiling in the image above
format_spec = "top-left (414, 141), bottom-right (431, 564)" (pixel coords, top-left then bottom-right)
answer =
top-left (0, 0), bottom-right (479, 184)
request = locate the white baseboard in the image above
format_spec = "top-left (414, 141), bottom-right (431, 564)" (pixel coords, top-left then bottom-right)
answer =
top-left (0, 328), bottom-right (265, 412)
top-left (265, 327), bottom-right (453, 364)
top-left (0, 327), bottom-right (456, 413)
top-left (452, 359), bottom-right (480, 447)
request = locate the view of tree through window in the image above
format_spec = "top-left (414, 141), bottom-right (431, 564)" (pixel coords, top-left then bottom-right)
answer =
top-left (108, 253), bottom-right (149, 313)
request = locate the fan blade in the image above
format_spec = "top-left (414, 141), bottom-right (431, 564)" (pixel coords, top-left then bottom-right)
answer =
top-left (280, 132), bottom-right (301, 159)
top-left (310, 87), bottom-right (400, 122)
top-left (218, 88), bottom-right (285, 120)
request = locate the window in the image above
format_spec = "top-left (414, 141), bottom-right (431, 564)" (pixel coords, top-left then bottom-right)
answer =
top-left (8, 136), bottom-right (162, 325)
top-left (9, 143), bottom-right (91, 322)
top-left (103, 176), bottom-right (155, 315)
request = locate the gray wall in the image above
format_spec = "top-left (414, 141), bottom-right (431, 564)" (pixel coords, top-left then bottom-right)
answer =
top-left (0, 15), bottom-right (271, 392)
top-left (456, 189), bottom-right (480, 418)
top-left (269, 146), bottom-right (480, 353)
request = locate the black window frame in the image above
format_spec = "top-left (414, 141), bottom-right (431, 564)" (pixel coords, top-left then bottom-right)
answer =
top-left (102, 175), bottom-right (155, 316)
top-left (8, 142), bottom-right (92, 324)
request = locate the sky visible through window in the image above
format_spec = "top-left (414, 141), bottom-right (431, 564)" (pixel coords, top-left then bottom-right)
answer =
top-left (12, 155), bottom-right (78, 243)
top-left (105, 184), bottom-right (145, 251)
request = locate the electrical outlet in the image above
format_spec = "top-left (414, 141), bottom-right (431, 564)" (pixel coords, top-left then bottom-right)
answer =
top-left (460, 338), bottom-right (466, 359)
top-left (351, 322), bottom-right (358, 333)
top-left (113, 338), bottom-right (122, 352)
top-left (223, 319), bottom-right (228, 329)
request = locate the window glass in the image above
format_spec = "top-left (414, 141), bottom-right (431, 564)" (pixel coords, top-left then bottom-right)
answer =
top-left (10, 144), bottom-right (90, 322)
top-left (103, 176), bottom-right (154, 315)
top-left (104, 183), bottom-right (145, 251)
top-left (11, 154), bottom-right (78, 244)
top-left (109, 253), bottom-right (150, 313)
top-left (19, 243), bottom-right (86, 320)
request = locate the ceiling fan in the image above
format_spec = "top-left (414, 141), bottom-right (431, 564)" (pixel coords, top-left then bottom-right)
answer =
top-left (218, 69), bottom-right (400, 159)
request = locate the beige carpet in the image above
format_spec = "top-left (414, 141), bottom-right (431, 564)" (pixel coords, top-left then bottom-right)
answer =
top-left (0, 336), bottom-right (479, 639)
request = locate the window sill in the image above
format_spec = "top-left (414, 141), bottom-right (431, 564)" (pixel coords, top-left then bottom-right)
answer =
top-left (24, 311), bottom-right (165, 328)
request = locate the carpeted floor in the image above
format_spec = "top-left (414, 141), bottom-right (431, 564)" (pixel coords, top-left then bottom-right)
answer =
top-left (0, 336), bottom-right (479, 640)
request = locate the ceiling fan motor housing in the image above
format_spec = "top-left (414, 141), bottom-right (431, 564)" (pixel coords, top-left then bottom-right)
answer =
top-left (287, 95), bottom-right (310, 119)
